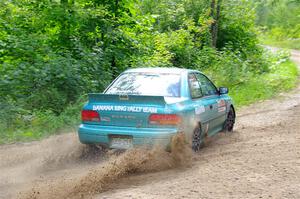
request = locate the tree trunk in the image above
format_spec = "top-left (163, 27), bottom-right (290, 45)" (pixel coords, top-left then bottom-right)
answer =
top-left (212, 0), bottom-right (222, 47)
top-left (111, 0), bottom-right (119, 79)
top-left (210, 0), bottom-right (215, 47)
top-left (210, 0), bottom-right (221, 48)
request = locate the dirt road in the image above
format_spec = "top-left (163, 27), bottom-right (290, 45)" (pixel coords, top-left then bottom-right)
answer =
top-left (0, 49), bottom-right (299, 199)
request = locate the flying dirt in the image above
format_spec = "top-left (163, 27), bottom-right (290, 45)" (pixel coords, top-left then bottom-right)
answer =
top-left (0, 49), bottom-right (299, 199)
top-left (18, 133), bottom-right (192, 199)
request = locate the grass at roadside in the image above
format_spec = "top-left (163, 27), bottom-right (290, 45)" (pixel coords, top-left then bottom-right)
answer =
top-left (0, 57), bottom-right (298, 145)
top-left (231, 60), bottom-right (298, 107)
top-left (259, 35), bottom-right (300, 50)
top-left (0, 99), bottom-right (85, 144)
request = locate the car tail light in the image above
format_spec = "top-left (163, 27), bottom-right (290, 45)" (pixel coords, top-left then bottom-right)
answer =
top-left (149, 114), bottom-right (181, 125)
top-left (81, 110), bottom-right (100, 122)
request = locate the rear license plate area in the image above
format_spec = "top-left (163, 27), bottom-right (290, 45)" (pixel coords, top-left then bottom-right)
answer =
top-left (109, 135), bottom-right (133, 149)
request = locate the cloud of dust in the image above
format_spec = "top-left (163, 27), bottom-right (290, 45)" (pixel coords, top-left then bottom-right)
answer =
top-left (36, 133), bottom-right (109, 173)
top-left (19, 132), bottom-right (192, 199)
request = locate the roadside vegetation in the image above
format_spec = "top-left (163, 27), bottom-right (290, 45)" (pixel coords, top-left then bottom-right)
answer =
top-left (256, 0), bottom-right (300, 49)
top-left (206, 50), bottom-right (298, 107)
top-left (0, 0), bottom-right (298, 144)
top-left (260, 37), bottom-right (300, 50)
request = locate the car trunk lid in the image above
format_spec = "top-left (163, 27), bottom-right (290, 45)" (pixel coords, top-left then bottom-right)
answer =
top-left (84, 94), bottom-right (167, 128)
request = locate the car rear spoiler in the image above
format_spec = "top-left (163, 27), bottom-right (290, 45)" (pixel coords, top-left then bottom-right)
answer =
top-left (88, 93), bottom-right (166, 105)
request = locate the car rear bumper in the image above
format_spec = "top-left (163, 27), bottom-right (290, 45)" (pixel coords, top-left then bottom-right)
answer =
top-left (78, 124), bottom-right (178, 149)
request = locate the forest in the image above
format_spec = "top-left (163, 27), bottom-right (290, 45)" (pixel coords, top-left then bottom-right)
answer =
top-left (256, 0), bottom-right (300, 49)
top-left (0, 0), bottom-right (299, 143)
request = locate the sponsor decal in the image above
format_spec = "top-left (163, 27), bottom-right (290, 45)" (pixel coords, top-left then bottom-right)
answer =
top-left (101, 116), bottom-right (111, 122)
top-left (217, 99), bottom-right (226, 112)
top-left (92, 105), bottom-right (158, 113)
top-left (217, 99), bottom-right (226, 107)
top-left (218, 107), bottom-right (226, 112)
top-left (195, 105), bottom-right (205, 115)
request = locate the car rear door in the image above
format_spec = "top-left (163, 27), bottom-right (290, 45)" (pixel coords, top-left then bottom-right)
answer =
top-left (188, 73), bottom-right (218, 134)
top-left (194, 73), bottom-right (225, 134)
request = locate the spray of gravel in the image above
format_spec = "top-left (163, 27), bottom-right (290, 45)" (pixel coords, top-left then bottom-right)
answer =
top-left (19, 132), bottom-right (192, 199)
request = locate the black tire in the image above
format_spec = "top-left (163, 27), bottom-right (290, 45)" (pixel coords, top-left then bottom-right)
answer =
top-left (192, 124), bottom-right (204, 152)
top-left (224, 106), bottom-right (235, 132)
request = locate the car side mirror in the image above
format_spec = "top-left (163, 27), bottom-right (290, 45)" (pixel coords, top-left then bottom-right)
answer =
top-left (219, 87), bottom-right (228, 95)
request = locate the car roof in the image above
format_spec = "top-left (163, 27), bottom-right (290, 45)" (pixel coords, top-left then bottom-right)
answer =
top-left (124, 67), bottom-right (199, 74)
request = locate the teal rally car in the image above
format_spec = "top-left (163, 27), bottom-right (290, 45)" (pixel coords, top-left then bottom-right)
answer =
top-left (78, 68), bottom-right (235, 151)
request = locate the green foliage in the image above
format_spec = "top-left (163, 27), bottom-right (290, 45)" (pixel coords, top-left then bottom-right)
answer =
top-left (231, 58), bottom-right (298, 107)
top-left (0, 96), bottom-right (86, 144)
top-left (218, 1), bottom-right (258, 53)
top-left (256, 0), bottom-right (300, 44)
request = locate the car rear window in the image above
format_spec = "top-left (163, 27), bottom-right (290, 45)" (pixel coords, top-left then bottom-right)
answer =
top-left (105, 72), bottom-right (181, 97)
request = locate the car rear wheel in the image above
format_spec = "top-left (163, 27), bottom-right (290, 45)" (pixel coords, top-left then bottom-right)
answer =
top-left (192, 124), bottom-right (204, 152)
top-left (224, 106), bottom-right (235, 132)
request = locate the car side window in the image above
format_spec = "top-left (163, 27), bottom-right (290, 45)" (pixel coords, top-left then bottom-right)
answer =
top-left (195, 73), bottom-right (218, 96)
top-left (188, 74), bottom-right (203, 98)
